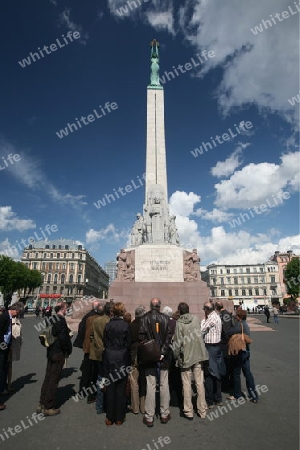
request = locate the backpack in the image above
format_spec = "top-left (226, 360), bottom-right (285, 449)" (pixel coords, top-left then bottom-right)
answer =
top-left (12, 318), bottom-right (21, 339)
top-left (39, 323), bottom-right (57, 347)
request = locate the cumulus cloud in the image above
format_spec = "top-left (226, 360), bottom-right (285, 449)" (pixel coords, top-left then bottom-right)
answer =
top-left (0, 207), bottom-right (36, 232)
top-left (211, 146), bottom-right (245, 178)
top-left (214, 151), bottom-right (300, 209)
top-left (194, 208), bottom-right (234, 223)
top-left (0, 238), bottom-right (20, 259)
top-left (169, 190), bottom-right (201, 216)
top-left (86, 224), bottom-right (128, 244)
top-left (180, 0), bottom-right (299, 128)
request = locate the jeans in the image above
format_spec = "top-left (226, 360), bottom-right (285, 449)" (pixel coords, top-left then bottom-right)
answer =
top-left (96, 362), bottom-right (105, 413)
top-left (233, 351), bottom-right (258, 401)
top-left (274, 314), bottom-right (279, 324)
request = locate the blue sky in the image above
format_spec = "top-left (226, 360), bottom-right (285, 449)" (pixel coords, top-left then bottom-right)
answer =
top-left (0, 0), bottom-right (299, 269)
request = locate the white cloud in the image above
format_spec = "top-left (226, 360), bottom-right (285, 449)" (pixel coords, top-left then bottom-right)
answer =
top-left (211, 146), bottom-right (244, 178)
top-left (194, 208), bottom-right (233, 223)
top-left (0, 238), bottom-right (20, 259)
top-left (0, 207), bottom-right (35, 232)
top-left (169, 190), bottom-right (201, 216)
top-left (146, 10), bottom-right (174, 35)
top-left (0, 140), bottom-right (87, 209)
top-left (168, 189), bottom-right (300, 266)
top-left (180, 0), bottom-right (299, 129)
top-left (214, 151), bottom-right (300, 209)
top-left (86, 224), bottom-right (128, 244)
top-left (58, 8), bottom-right (89, 45)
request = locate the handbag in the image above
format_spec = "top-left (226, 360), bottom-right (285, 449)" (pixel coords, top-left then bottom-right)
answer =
top-left (138, 339), bottom-right (161, 364)
top-left (227, 323), bottom-right (252, 355)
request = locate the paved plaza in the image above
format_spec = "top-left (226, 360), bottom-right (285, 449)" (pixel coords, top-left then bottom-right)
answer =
top-left (0, 314), bottom-right (298, 450)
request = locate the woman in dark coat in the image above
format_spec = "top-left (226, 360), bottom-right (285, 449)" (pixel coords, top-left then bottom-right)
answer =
top-left (103, 302), bottom-right (131, 425)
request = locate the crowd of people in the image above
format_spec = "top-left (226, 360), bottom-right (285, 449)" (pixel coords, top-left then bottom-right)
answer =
top-left (0, 298), bottom-right (259, 426)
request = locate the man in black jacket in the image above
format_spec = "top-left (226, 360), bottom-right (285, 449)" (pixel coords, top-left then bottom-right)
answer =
top-left (37, 302), bottom-right (72, 416)
top-left (139, 298), bottom-right (173, 427)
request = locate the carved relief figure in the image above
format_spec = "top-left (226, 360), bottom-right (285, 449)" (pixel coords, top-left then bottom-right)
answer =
top-left (183, 249), bottom-right (200, 281)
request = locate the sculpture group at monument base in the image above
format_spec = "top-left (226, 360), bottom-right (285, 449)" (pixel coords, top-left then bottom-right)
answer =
top-left (108, 280), bottom-right (233, 319)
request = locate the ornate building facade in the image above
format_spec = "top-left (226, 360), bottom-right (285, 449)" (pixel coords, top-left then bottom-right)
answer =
top-left (205, 260), bottom-right (282, 308)
top-left (21, 239), bottom-right (109, 307)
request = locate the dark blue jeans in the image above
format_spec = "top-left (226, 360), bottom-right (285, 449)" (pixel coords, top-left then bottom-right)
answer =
top-left (233, 351), bottom-right (258, 401)
top-left (96, 362), bottom-right (105, 413)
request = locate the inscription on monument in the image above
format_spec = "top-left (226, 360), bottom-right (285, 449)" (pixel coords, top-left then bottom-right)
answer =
top-left (150, 260), bottom-right (170, 271)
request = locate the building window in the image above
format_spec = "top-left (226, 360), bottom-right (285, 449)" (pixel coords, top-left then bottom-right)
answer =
top-left (263, 288), bottom-right (267, 295)
top-left (221, 290), bottom-right (225, 296)
top-left (46, 286), bottom-right (50, 294)
top-left (247, 277), bottom-right (251, 284)
top-left (57, 253), bottom-right (60, 259)
top-left (27, 253), bottom-right (29, 259)
top-left (70, 263), bottom-right (74, 270)
top-left (35, 253), bottom-right (38, 258)
top-left (49, 263), bottom-right (53, 270)
top-left (33, 262), bottom-right (37, 269)
top-left (61, 274), bottom-right (65, 284)
top-left (78, 264), bottom-right (82, 271)
top-left (260, 267), bottom-right (264, 273)
top-left (260, 277), bottom-right (265, 283)
top-left (60, 286), bottom-right (64, 294)
top-left (54, 274), bottom-right (58, 284)
top-left (242, 289), bottom-right (246, 296)
top-left (72, 253), bottom-right (75, 259)
top-left (226, 269), bottom-right (230, 274)
top-left (271, 286), bottom-right (277, 295)
top-left (53, 286), bottom-right (57, 293)
top-left (212, 278), bottom-right (216, 285)
top-left (254, 277), bottom-right (258, 284)
top-left (62, 263), bottom-right (66, 270)
top-left (249, 289), bottom-right (253, 296)
top-left (241, 277), bottom-right (244, 283)
top-left (271, 276), bottom-right (275, 283)
top-left (220, 277), bottom-right (224, 285)
top-left (80, 254), bottom-right (83, 260)
top-left (42, 262), bottom-right (46, 269)
top-left (56, 263), bottom-right (59, 270)
top-left (255, 288), bottom-right (259, 296)
top-left (69, 274), bottom-right (73, 283)
top-left (50, 253), bottom-right (53, 259)
top-left (253, 267), bottom-right (257, 273)
top-left (78, 275), bottom-right (82, 283)
top-left (240, 268), bottom-right (243, 273)
top-left (45, 245), bottom-right (49, 249)
top-left (228, 289), bottom-right (232, 296)
top-left (65, 245), bottom-right (69, 250)
top-left (234, 269), bottom-right (237, 274)
top-left (52, 245), bottom-right (56, 249)
top-left (235, 289), bottom-right (239, 296)
top-left (47, 274), bottom-right (51, 283)
top-left (246, 268), bottom-right (250, 273)
top-left (234, 277), bottom-right (238, 284)
top-left (227, 277), bottom-right (231, 283)
top-left (220, 269), bottom-right (223, 274)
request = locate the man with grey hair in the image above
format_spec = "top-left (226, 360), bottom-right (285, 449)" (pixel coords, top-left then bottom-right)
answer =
top-left (139, 298), bottom-right (173, 427)
top-left (129, 305), bottom-right (146, 414)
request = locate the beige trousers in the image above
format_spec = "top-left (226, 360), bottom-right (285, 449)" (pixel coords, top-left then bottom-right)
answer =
top-left (181, 362), bottom-right (207, 418)
top-left (129, 367), bottom-right (145, 414)
top-left (145, 367), bottom-right (170, 421)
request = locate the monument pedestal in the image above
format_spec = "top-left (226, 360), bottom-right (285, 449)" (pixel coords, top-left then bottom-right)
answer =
top-left (108, 280), bottom-right (234, 319)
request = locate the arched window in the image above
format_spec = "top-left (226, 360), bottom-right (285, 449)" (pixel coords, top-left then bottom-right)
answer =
top-left (47, 274), bottom-right (51, 283)
top-left (69, 274), bottom-right (73, 283)
top-left (61, 274), bottom-right (65, 284)
top-left (41, 273), bottom-right (45, 283)
top-left (62, 263), bottom-right (66, 270)
top-left (54, 274), bottom-right (58, 284)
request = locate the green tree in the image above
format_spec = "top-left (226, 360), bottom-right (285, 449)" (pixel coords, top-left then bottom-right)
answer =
top-left (284, 257), bottom-right (300, 301)
top-left (0, 255), bottom-right (42, 308)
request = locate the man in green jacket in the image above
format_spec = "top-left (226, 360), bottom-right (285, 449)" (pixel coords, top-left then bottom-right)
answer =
top-left (172, 302), bottom-right (208, 420)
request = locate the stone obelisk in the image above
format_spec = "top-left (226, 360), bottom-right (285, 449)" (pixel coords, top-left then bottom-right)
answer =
top-left (145, 40), bottom-right (168, 203)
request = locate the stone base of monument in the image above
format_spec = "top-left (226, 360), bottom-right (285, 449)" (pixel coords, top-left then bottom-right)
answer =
top-left (108, 281), bottom-right (234, 319)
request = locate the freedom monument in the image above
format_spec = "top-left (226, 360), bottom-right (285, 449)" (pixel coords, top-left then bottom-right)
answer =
top-left (108, 40), bottom-right (218, 316)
